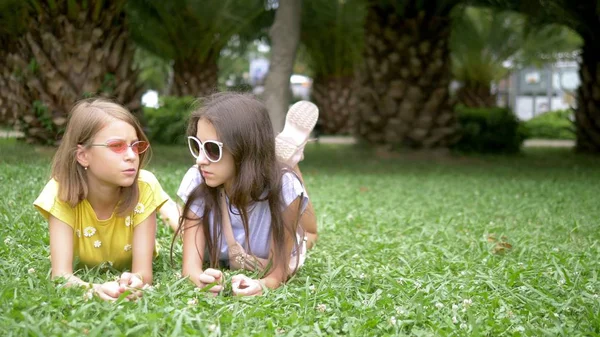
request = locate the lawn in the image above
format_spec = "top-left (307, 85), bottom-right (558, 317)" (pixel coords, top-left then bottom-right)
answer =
top-left (1, 138), bottom-right (599, 336)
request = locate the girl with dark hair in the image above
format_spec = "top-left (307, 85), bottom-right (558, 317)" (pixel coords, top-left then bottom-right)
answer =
top-left (175, 93), bottom-right (318, 296)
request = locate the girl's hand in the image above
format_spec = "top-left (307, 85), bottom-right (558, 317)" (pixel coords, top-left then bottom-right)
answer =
top-left (118, 272), bottom-right (144, 288)
top-left (93, 281), bottom-right (125, 301)
top-left (118, 272), bottom-right (144, 300)
top-left (231, 274), bottom-right (263, 296)
top-left (197, 268), bottom-right (224, 295)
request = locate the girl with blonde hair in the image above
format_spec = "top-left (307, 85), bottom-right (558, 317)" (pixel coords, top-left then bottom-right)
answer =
top-left (34, 98), bottom-right (169, 301)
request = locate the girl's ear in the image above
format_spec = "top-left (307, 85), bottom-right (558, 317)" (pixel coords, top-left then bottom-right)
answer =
top-left (76, 145), bottom-right (89, 168)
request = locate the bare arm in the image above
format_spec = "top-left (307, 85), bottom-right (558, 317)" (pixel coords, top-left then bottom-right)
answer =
top-left (49, 216), bottom-right (124, 300)
top-left (48, 215), bottom-right (82, 285)
top-left (182, 212), bottom-right (206, 285)
top-left (131, 211), bottom-right (157, 285)
top-left (261, 196), bottom-right (303, 290)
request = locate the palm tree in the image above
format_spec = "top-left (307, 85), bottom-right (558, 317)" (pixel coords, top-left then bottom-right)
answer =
top-left (1, 0), bottom-right (142, 144)
top-left (300, 0), bottom-right (366, 134)
top-left (450, 6), bottom-right (581, 108)
top-left (357, 0), bottom-right (462, 149)
top-left (0, 0), bottom-right (29, 126)
top-left (475, 0), bottom-right (600, 153)
top-left (126, 0), bottom-right (269, 98)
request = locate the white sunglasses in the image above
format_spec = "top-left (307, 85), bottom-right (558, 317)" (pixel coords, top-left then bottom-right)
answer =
top-left (187, 136), bottom-right (224, 163)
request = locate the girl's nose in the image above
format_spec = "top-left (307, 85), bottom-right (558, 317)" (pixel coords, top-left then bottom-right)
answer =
top-left (195, 149), bottom-right (209, 166)
top-left (124, 146), bottom-right (137, 161)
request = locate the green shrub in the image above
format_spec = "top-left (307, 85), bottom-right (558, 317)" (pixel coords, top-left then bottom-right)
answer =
top-left (523, 109), bottom-right (575, 140)
top-left (142, 96), bottom-right (195, 145)
top-left (453, 105), bottom-right (526, 154)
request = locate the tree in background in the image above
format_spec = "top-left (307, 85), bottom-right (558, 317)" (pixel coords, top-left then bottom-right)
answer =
top-left (450, 5), bottom-right (581, 108)
top-left (262, 0), bottom-right (303, 132)
top-left (1, 0), bottom-right (141, 144)
top-left (357, 0), bottom-right (462, 149)
top-left (477, 0), bottom-right (600, 152)
top-left (0, 0), bottom-right (30, 126)
top-left (126, 0), bottom-right (268, 98)
top-left (301, 0), bottom-right (366, 135)
top-left (134, 47), bottom-right (172, 94)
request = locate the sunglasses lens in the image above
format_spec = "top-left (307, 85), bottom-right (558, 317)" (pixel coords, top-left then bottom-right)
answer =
top-left (106, 140), bottom-right (128, 153)
top-left (204, 142), bottom-right (221, 161)
top-left (188, 137), bottom-right (201, 158)
top-left (133, 141), bottom-right (149, 154)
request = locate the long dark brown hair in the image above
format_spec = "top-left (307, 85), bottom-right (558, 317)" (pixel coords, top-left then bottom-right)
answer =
top-left (172, 92), bottom-right (301, 276)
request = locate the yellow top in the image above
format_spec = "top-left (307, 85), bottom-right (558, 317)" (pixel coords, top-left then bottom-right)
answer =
top-left (33, 170), bottom-right (169, 270)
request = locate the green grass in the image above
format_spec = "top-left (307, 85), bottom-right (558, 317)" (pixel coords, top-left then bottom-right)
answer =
top-left (1, 138), bottom-right (600, 336)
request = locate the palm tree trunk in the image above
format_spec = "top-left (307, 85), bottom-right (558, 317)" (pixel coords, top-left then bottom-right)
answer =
top-left (575, 37), bottom-right (600, 153)
top-left (456, 84), bottom-right (496, 108)
top-left (311, 76), bottom-right (359, 134)
top-left (10, 2), bottom-right (142, 145)
top-left (171, 59), bottom-right (218, 98)
top-left (357, 7), bottom-right (458, 149)
top-left (0, 51), bottom-right (23, 126)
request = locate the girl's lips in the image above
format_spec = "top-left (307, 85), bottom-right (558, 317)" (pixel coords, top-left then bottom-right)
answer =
top-left (201, 170), bottom-right (212, 177)
top-left (123, 169), bottom-right (137, 175)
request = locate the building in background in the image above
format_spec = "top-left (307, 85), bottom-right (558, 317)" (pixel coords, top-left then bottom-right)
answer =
top-left (498, 61), bottom-right (579, 120)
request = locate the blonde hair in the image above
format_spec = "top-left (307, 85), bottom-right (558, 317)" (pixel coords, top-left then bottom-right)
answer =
top-left (51, 98), bottom-right (150, 216)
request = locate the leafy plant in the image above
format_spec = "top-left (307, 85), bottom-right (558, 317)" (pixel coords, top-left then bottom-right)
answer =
top-left (523, 109), bottom-right (575, 140)
top-left (143, 96), bottom-right (195, 145)
top-left (453, 105), bottom-right (527, 153)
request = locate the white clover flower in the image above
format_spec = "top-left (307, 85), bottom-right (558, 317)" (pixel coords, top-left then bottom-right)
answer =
top-left (452, 304), bottom-right (459, 311)
top-left (28, 268), bottom-right (35, 274)
top-left (83, 227), bottom-right (97, 237)
top-left (276, 327), bottom-right (286, 334)
top-left (390, 316), bottom-right (397, 325)
top-left (125, 216), bottom-right (132, 227)
top-left (94, 240), bottom-right (102, 248)
top-left (435, 302), bottom-right (444, 309)
top-left (134, 203), bottom-right (145, 214)
top-left (124, 244), bottom-right (132, 252)
top-left (452, 316), bottom-right (458, 324)
top-left (187, 298), bottom-right (198, 305)
top-left (83, 290), bottom-right (94, 301)
top-left (309, 285), bottom-right (315, 292)
top-left (316, 304), bottom-right (326, 312)
top-left (4, 237), bottom-right (13, 245)
top-left (395, 307), bottom-right (406, 315)
top-left (463, 298), bottom-right (473, 307)
top-left (359, 273), bottom-right (365, 279)
top-left (460, 323), bottom-right (468, 329)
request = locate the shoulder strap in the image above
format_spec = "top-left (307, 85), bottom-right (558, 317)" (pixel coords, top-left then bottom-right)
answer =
top-left (281, 167), bottom-right (305, 189)
top-left (219, 189), bottom-right (238, 248)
